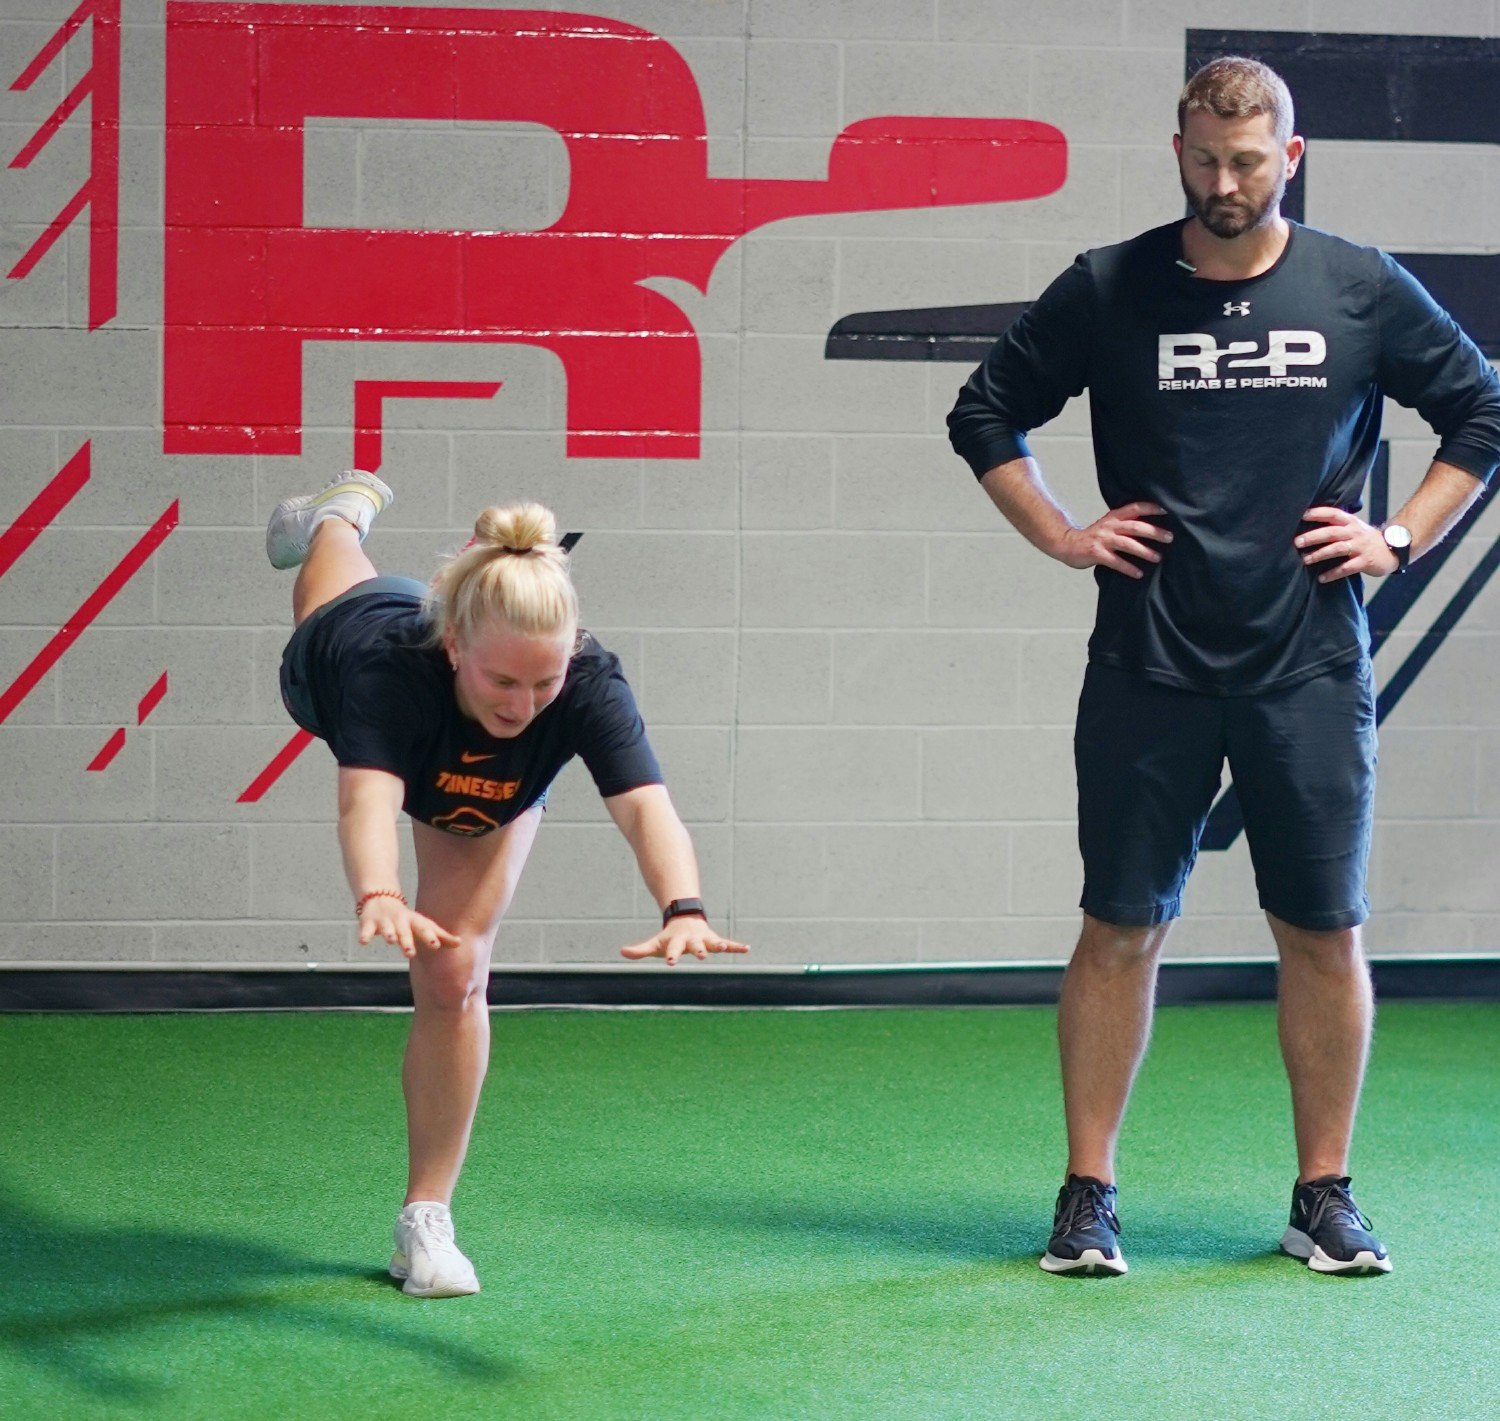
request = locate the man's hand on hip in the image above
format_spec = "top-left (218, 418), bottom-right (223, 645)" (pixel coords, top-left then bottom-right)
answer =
top-left (1054, 501), bottom-right (1173, 579)
top-left (1296, 507), bottom-right (1400, 583)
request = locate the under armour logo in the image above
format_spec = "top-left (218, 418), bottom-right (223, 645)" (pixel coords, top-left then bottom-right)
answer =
top-left (1223, 301), bottom-right (1251, 316)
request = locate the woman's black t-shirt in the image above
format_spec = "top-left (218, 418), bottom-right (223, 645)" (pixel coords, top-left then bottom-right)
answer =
top-left (288, 589), bottom-right (662, 836)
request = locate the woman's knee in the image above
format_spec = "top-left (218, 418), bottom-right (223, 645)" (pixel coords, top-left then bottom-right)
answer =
top-left (410, 934), bottom-right (494, 1012)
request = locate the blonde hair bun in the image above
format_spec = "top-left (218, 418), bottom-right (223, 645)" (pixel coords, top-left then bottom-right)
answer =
top-left (425, 502), bottom-right (579, 646)
top-left (473, 503), bottom-right (556, 556)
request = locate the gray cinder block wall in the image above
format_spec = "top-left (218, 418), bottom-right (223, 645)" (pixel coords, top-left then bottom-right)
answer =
top-left (3, 0), bottom-right (1500, 970)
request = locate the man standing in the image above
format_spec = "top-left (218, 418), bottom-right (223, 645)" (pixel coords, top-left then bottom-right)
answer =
top-left (948, 56), bottom-right (1500, 1277)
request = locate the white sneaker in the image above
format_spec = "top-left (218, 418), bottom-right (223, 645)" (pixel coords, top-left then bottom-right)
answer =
top-left (265, 470), bottom-right (394, 569)
top-left (389, 1201), bottom-right (480, 1298)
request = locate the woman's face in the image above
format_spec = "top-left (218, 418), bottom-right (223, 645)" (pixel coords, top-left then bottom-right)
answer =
top-left (446, 620), bottom-right (574, 738)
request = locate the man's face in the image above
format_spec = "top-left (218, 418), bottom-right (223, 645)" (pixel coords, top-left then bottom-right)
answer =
top-left (1174, 110), bottom-right (1301, 239)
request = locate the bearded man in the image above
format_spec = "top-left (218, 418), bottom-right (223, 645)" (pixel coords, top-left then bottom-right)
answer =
top-left (948, 55), bottom-right (1500, 1277)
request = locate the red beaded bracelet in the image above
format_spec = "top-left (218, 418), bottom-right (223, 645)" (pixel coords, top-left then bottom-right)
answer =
top-left (354, 889), bottom-right (408, 918)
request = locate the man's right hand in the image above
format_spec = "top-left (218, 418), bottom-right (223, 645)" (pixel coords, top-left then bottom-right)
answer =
top-left (1053, 501), bottom-right (1172, 579)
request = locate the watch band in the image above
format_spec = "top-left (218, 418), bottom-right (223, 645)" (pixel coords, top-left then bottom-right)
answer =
top-left (662, 897), bottom-right (707, 928)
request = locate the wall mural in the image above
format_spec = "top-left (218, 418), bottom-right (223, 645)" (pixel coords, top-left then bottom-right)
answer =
top-left (3, 7), bottom-right (1497, 893)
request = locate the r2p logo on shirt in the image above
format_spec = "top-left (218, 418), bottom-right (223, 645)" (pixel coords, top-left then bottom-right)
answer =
top-left (1157, 330), bottom-right (1328, 391)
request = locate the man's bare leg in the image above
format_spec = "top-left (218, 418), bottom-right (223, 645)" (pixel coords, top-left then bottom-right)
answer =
top-left (1059, 913), bottom-right (1174, 1182)
top-left (1267, 912), bottom-right (1389, 1272)
top-left (1267, 912), bottom-right (1372, 1181)
top-left (1041, 913), bottom-right (1174, 1275)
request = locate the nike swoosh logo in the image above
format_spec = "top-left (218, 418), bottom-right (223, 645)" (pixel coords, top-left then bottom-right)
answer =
top-left (459, 752), bottom-right (496, 764)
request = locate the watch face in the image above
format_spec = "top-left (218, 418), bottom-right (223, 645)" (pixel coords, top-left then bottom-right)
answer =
top-left (1384, 524), bottom-right (1413, 550)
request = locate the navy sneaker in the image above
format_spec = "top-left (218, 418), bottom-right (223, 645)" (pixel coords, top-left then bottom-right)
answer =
top-left (1280, 1175), bottom-right (1392, 1275)
top-left (1040, 1174), bottom-right (1128, 1275)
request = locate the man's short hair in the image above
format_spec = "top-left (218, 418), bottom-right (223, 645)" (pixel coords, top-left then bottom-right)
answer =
top-left (1178, 56), bottom-right (1295, 144)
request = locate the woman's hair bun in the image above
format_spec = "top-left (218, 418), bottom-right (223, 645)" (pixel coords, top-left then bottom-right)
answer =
top-left (424, 501), bottom-right (578, 646)
top-left (474, 503), bottom-right (556, 555)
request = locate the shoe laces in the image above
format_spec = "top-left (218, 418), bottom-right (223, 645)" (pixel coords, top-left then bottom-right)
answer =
top-left (407, 1205), bottom-right (458, 1249)
top-left (1302, 1177), bottom-right (1371, 1234)
top-left (1055, 1179), bottom-right (1121, 1237)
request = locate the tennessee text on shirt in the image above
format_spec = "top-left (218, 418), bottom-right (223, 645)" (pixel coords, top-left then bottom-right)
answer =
top-left (434, 769), bottom-right (524, 802)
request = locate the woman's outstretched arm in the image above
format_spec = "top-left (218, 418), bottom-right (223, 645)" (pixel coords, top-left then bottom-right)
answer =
top-left (338, 766), bottom-right (461, 958)
top-left (604, 784), bottom-right (749, 966)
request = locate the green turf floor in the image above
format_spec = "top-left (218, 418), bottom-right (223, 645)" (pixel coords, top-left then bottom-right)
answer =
top-left (3, 1003), bottom-right (1497, 1419)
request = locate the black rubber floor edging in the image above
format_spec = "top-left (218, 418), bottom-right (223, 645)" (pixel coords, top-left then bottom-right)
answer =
top-left (3, 958), bottom-right (1499, 1011)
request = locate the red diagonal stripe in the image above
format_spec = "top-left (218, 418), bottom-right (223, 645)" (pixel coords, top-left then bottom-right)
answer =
top-left (8, 182), bottom-right (88, 281)
top-left (11, 0), bottom-right (91, 92)
top-left (137, 670), bottom-right (168, 724)
top-left (238, 729), bottom-right (315, 803)
top-left (86, 725), bottom-right (125, 771)
top-left (0, 443), bottom-right (90, 581)
top-left (10, 71), bottom-right (92, 169)
top-left (0, 500), bottom-right (179, 727)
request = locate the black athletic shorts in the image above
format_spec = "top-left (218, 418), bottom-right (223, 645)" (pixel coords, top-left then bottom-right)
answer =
top-left (279, 575), bottom-right (429, 738)
top-left (1074, 658), bottom-right (1376, 932)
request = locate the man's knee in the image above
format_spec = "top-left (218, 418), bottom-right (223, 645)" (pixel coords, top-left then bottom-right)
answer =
top-left (1268, 913), bottom-right (1364, 969)
top-left (1075, 913), bottom-right (1172, 964)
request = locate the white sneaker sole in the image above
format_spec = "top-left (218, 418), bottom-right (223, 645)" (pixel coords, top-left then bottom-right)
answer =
top-left (1280, 1226), bottom-right (1392, 1274)
top-left (389, 1249), bottom-right (481, 1298)
top-left (1040, 1247), bottom-right (1128, 1276)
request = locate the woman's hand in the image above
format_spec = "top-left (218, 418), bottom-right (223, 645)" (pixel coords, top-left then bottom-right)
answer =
top-left (358, 898), bottom-right (462, 959)
top-left (620, 918), bottom-right (749, 967)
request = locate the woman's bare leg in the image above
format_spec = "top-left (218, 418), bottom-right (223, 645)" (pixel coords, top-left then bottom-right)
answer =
top-left (293, 518), bottom-right (378, 627)
top-left (403, 808), bottom-right (543, 1205)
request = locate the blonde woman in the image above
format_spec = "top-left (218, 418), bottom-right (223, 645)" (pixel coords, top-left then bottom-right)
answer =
top-left (268, 472), bottom-right (746, 1297)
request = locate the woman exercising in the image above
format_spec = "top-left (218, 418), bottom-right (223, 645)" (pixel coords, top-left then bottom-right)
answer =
top-left (268, 472), bottom-right (747, 1297)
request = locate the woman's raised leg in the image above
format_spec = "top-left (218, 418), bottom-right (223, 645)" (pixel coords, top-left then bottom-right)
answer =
top-left (263, 469), bottom-right (394, 624)
top-left (293, 519), bottom-right (378, 626)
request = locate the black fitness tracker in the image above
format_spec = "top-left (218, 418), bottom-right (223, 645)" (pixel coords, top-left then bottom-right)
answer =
top-left (662, 897), bottom-right (707, 928)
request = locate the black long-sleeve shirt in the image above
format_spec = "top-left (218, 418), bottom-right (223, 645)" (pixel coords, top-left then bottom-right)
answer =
top-left (948, 220), bottom-right (1500, 694)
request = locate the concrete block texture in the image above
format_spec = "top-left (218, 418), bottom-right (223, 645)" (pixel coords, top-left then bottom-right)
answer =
top-left (734, 727), bottom-right (922, 822)
top-left (831, 631), bottom-right (1022, 725)
top-left (306, 121), bottom-right (568, 234)
top-left (742, 533), bottom-right (927, 627)
top-left (57, 826), bottom-right (250, 920)
top-left (1, 728), bottom-right (154, 823)
top-left (824, 825), bottom-right (1011, 919)
top-left (0, 924), bottom-right (156, 963)
top-left (0, 824), bottom-right (53, 922)
top-left (4, 2), bottom-right (1497, 968)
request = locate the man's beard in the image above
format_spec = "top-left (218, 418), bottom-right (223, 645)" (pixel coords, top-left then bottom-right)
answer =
top-left (1181, 168), bottom-right (1285, 238)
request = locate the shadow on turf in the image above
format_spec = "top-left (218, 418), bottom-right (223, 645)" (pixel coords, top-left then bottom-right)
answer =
top-left (595, 1191), bottom-right (1278, 1273)
top-left (0, 1190), bottom-right (513, 1403)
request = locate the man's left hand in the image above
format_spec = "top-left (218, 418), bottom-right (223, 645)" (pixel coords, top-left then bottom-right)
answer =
top-left (1296, 507), bottom-right (1401, 583)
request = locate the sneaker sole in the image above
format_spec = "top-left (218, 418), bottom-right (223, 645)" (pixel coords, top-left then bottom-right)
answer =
top-left (1279, 1226), bottom-right (1392, 1275)
top-left (388, 1249), bottom-right (481, 1298)
top-left (1039, 1248), bottom-right (1128, 1276)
